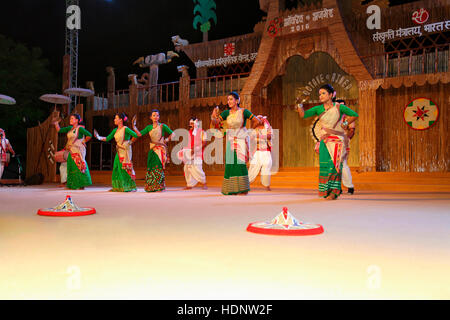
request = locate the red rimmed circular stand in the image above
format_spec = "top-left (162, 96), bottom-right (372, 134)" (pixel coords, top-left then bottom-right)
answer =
top-left (247, 207), bottom-right (324, 236)
top-left (37, 208), bottom-right (96, 217)
top-left (246, 223), bottom-right (324, 236)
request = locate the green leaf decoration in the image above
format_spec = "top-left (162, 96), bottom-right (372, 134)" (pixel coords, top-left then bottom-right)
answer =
top-left (193, 0), bottom-right (217, 31)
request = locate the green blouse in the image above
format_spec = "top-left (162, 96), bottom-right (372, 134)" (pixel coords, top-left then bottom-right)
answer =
top-left (139, 123), bottom-right (173, 136)
top-left (219, 108), bottom-right (254, 127)
top-left (105, 127), bottom-right (138, 142)
top-left (303, 104), bottom-right (359, 119)
top-left (59, 126), bottom-right (92, 139)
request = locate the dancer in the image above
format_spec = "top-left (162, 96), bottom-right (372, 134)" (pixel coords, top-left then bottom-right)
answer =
top-left (57, 119), bottom-right (87, 187)
top-left (211, 91), bottom-right (261, 195)
top-left (0, 128), bottom-right (15, 180)
top-left (248, 115), bottom-right (273, 191)
top-left (94, 113), bottom-right (138, 192)
top-left (132, 109), bottom-right (174, 192)
top-left (182, 117), bottom-right (207, 190)
top-left (296, 84), bottom-right (358, 200)
top-left (51, 114), bottom-right (92, 190)
top-left (337, 100), bottom-right (356, 195)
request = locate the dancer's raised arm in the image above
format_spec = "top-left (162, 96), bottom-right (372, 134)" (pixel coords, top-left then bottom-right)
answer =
top-left (94, 129), bottom-right (106, 142)
top-left (132, 115), bottom-right (142, 137)
top-left (51, 113), bottom-right (62, 132)
top-left (295, 103), bottom-right (305, 118)
top-left (210, 106), bottom-right (221, 128)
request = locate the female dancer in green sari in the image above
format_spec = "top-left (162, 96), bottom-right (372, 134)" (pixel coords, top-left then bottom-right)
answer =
top-left (94, 113), bottom-right (138, 192)
top-left (52, 113), bottom-right (92, 190)
top-left (296, 84), bottom-right (358, 200)
top-left (132, 109), bottom-right (174, 192)
top-left (211, 91), bottom-right (261, 195)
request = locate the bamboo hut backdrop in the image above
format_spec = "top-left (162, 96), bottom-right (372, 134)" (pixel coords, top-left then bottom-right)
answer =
top-left (376, 82), bottom-right (449, 172)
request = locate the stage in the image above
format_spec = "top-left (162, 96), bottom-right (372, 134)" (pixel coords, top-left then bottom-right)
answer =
top-left (0, 177), bottom-right (449, 299)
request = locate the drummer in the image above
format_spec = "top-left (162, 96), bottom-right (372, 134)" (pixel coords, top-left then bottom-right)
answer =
top-left (0, 128), bottom-right (16, 180)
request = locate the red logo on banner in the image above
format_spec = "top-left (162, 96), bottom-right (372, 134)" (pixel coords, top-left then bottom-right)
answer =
top-left (412, 8), bottom-right (429, 25)
top-left (267, 17), bottom-right (282, 38)
top-left (224, 42), bottom-right (235, 56)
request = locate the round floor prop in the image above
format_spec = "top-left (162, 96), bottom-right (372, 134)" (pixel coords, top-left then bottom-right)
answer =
top-left (247, 207), bottom-right (324, 236)
top-left (37, 195), bottom-right (96, 217)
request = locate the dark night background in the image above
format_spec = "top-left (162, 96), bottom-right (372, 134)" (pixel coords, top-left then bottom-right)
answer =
top-left (0, 0), bottom-right (266, 166)
top-left (0, 0), bottom-right (266, 92)
top-left (0, 0), bottom-right (419, 174)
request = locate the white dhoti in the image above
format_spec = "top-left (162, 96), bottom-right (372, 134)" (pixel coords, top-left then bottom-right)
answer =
top-left (60, 162), bottom-right (68, 183)
top-left (341, 145), bottom-right (353, 189)
top-left (0, 162), bottom-right (4, 179)
top-left (342, 119), bottom-right (355, 189)
top-left (184, 161), bottom-right (206, 187)
top-left (341, 158), bottom-right (354, 188)
top-left (248, 150), bottom-right (272, 187)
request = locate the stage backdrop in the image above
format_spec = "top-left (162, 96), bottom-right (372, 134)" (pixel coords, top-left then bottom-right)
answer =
top-left (278, 52), bottom-right (359, 168)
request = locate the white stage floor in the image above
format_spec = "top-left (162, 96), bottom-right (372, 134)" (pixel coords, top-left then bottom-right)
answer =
top-left (0, 185), bottom-right (449, 299)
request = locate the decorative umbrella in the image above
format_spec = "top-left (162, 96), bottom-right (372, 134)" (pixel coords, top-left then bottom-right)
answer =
top-left (0, 94), bottom-right (16, 105)
top-left (64, 87), bottom-right (94, 97)
top-left (39, 94), bottom-right (72, 105)
top-left (64, 88), bottom-right (95, 113)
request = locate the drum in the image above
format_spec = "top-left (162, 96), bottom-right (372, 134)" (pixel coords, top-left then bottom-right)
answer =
top-left (310, 117), bottom-right (323, 154)
top-left (311, 117), bottom-right (322, 142)
top-left (54, 150), bottom-right (69, 163)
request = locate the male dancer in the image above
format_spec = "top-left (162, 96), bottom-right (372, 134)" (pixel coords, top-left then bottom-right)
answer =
top-left (0, 128), bottom-right (16, 179)
top-left (183, 117), bottom-right (207, 190)
top-left (248, 115), bottom-right (272, 191)
top-left (337, 100), bottom-right (355, 195)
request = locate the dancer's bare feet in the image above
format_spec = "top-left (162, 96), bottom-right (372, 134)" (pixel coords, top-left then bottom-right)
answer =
top-left (325, 193), bottom-right (337, 200)
top-left (238, 192), bottom-right (248, 196)
top-left (265, 186), bottom-right (271, 191)
top-left (58, 183), bottom-right (66, 188)
top-left (184, 186), bottom-right (192, 190)
top-left (202, 184), bottom-right (208, 190)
